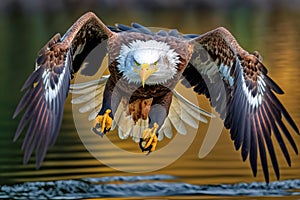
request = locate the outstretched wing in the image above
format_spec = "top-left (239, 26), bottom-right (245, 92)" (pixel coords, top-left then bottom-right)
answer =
top-left (13, 12), bottom-right (114, 167)
top-left (184, 27), bottom-right (299, 182)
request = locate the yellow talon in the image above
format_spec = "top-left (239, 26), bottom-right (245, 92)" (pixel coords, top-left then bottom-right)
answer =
top-left (140, 123), bottom-right (159, 153)
top-left (93, 109), bottom-right (112, 136)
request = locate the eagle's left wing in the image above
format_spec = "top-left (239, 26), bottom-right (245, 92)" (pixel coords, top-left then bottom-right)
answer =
top-left (13, 12), bottom-right (114, 167)
top-left (184, 27), bottom-right (299, 182)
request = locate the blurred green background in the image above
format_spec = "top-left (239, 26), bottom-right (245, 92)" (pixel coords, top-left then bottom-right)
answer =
top-left (0, 0), bottom-right (299, 189)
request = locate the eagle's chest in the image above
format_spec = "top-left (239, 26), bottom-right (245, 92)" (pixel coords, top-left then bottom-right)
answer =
top-left (110, 76), bottom-right (177, 123)
top-left (117, 77), bottom-right (176, 101)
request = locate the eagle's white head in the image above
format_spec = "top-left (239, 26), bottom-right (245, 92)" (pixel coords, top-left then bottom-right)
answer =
top-left (117, 40), bottom-right (180, 87)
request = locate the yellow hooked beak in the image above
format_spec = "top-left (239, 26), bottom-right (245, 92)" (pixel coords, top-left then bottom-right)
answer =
top-left (134, 63), bottom-right (158, 87)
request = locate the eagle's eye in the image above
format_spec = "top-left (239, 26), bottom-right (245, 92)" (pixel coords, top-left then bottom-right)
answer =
top-left (134, 60), bottom-right (139, 66)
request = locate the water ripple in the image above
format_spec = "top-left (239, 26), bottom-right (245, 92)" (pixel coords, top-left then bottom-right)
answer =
top-left (1, 175), bottom-right (300, 199)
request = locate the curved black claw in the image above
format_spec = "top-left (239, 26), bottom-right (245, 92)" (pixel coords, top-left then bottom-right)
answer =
top-left (92, 123), bottom-right (112, 137)
top-left (139, 138), bottom-right (152, 153)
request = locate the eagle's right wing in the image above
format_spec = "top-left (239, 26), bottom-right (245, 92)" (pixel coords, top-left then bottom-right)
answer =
top-left (184, 27), bottom-right (299, 182)
top-left (13, 12), bottom-right (115, 168)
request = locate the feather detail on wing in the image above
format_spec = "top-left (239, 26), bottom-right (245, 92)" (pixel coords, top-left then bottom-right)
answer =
top-left (186, 27), bottom-right (299, 182)
top-left (13, 12), bottom-right (114, 167)
top-left (70, 76), bottom-right (213, 142)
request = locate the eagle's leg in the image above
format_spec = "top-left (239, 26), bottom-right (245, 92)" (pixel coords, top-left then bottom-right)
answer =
top-left (139, 91), bottom-right (172, 153)
top-left (92, 77), bottom-right (121, 136)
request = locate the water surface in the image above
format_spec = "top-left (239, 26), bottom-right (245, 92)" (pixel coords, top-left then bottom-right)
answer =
top-left (0, 9), bottom-right (300, 199)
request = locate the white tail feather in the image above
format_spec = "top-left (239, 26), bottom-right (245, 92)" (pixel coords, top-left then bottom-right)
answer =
top-left (173, 90), bottom-right (213, 118)
top-left (131, 118), bottom-right (148, 143)
top-left (118, 113), bottom-right (134, 139)
top-left (168, 106), bottom-right (187, 135)
top-left (176, 98), bottom-right (208, 123)
top-left (112, 102), bottom-right (124, 130)
top-left (70, 84), bottom-right (98, 95)
top-left (70, 75), bottom-right (109, 90)
top-left (71, 84), bottom-right (105, 104)
top-left (171, 96), bottom-right (198, 129)
top-left (88, 110), bottom-right (99, 121)
top-left (79, 99), bottom-right (102, 114)
top-left (157, 131), bottom-right (164, 141)
top-left (72, 90), bottom-right (97, 104)
top-left (159, 117), bottom-right (172, 139)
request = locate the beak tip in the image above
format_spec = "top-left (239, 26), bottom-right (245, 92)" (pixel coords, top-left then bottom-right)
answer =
top-left (137, 63), bottom-right (157, 88)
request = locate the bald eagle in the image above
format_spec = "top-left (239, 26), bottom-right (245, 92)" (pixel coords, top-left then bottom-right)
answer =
top-left (13, 12), bottom-right (299, 183)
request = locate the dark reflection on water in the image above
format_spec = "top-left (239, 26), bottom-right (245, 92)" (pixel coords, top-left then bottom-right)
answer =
top-left (1, 175), bottom-right (300, 199)
top-left (0, 9), bottom-right (300, 199)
